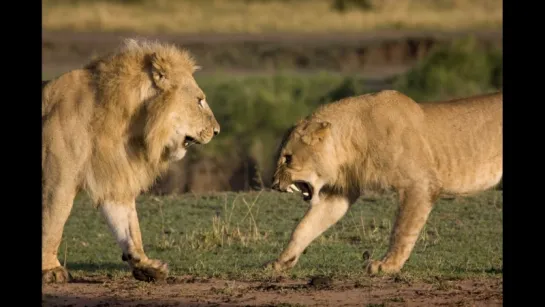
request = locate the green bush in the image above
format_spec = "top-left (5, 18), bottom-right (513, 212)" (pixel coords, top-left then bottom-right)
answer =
top-left (393, 36), bottom-right (503, 101)
top-left (331, 0), bottom-right (374, 12)
top-left (192, 36), bottom-right (503, 180)
top-left (195, 73), bottom-right (368, 178)
top-left (43, 36), bottom-right (503, 187)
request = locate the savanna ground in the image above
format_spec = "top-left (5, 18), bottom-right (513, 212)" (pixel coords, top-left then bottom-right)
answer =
top-left (42, 1), bottom-right (503, 305)
top-left (43, 190), bottom-right (502, 306)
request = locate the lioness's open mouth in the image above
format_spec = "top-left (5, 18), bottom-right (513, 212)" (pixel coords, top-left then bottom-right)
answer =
top-left (288, 181), bottom-right (314, 201)
top-left (183, 136), bottom-right (201, 148)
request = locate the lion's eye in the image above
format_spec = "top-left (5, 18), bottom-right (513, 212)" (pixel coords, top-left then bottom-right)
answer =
top-left (197, 98), bottom-right (204, 108)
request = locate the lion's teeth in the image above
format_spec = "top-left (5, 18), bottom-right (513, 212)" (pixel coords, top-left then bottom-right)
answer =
top-left (183, 142), bottom-right (189, 147)
top-left (303, 192), bottom-right (309, 197)
top-left (289, 184), bottom-right (300, 192)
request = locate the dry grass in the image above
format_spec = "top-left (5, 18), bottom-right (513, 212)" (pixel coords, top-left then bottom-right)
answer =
top-left (42, 0), bottom-right (502, 34)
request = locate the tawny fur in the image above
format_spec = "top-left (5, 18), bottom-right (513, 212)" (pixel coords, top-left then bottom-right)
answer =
top-left (42, 38), bottom-right (220, 283)
top-left (269, 90), bottom-right (502, 274)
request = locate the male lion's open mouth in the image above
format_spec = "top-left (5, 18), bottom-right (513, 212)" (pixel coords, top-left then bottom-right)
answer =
top-left (288, 181), bottom-right (314, 201)
top-left (183, 136), bottom-right (201, 148)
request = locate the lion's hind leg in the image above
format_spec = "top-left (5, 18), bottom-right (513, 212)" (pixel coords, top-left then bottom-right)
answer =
top-left (99, 201), bottom-right (168, 282)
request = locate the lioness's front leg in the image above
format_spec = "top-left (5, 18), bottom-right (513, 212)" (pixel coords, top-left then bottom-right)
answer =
top-left (268, 194), bottom-right (352, 271)
top-left (100, 201), bottom-right (168, 282)
top-left (366, 186), bottom-right (436, 274)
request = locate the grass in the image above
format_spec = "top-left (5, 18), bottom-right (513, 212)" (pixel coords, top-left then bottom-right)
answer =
top-left (62, 190), bottom-right (502, 281)
top-left (42, 0), bottom-right (502, 34)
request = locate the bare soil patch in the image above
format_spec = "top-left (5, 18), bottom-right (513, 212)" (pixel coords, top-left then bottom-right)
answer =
top-left (43, 275), bottom-right (502, 306)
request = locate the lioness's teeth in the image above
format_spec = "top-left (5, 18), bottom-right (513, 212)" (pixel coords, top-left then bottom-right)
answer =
top-left (289, 184), bottom-right (300, 192)
top-left (184, 142), bottom-right (189, 147)
top-left (303, 192), bottom-right (309, 197)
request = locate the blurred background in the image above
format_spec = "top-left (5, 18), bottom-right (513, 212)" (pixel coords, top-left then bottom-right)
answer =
top-left (42, 0), bottom-right (503, 195)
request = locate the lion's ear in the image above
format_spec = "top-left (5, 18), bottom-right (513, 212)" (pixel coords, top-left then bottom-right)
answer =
top-left (150, 52), bottom-right (171, 90)
top-left (301, 121), bottom-right (331, 145)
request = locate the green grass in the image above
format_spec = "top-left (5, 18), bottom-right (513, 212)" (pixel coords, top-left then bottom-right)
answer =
top-left (62, 190), bottom-right (502, 281)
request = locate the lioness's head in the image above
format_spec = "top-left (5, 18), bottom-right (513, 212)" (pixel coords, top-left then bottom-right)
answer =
top-left (136, 45), bottom-right (220, 164)
top-left (271, 119), bottom-right (336, 202)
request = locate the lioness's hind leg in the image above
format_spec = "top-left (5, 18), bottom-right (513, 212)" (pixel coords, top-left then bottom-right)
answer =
top-left (42, 184), bottom-right (77, 283)
top-left (100, 201), bottom-right (168, 282)
top-left (267, 194), bottom-right (351, 271)
top-left (366, 186), bottom-right (437, 275)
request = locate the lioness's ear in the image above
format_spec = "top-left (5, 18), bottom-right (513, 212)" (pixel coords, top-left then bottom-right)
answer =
top-left (301, 121), bottom-right (331, 145)
top-left (150, 52), bottom-right (171, 90)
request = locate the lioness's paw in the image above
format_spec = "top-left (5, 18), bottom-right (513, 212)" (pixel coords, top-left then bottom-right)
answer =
top-left (42, 266), bottom-right (72, 284)
top-left (263, 259), bottom-right (296, 272)
top-left (365, 260), bottom-right (400, 275)
top-left (131, 259), bottom-right (168, 282)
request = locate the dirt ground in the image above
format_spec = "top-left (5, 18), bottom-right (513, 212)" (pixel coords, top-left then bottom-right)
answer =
top-left (42, 275), bottom-right (502, 307)
top-left (42, 30), bottom-right (502, 79)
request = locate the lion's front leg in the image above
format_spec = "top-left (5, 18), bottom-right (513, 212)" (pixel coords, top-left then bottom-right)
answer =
top-left (366, 186), bottom-right (436, 275)
top-left (267, 194), bottom-right (351, 271)
top-left (99, 201), bottom-right (168, 282)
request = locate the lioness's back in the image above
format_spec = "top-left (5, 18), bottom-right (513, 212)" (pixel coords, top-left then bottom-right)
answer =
top-left (420, 92), bottom-right (502, 194)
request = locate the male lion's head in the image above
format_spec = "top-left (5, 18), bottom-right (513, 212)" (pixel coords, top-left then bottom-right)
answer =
top-left (271, 119), bottom-right (337, 203)
top-left (138, 46), bottom-right (221, 164)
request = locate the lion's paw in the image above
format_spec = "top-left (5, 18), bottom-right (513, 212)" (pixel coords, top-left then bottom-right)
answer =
top-left (131, 259), bottom-right (169, 282)
top-left (365, 259), bottom-right (400, 275)
top-left (42, 266), bottom-right (72, 284)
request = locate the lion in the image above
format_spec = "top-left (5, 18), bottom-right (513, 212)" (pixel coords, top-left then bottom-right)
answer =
top-left (42, 38), bottom-right (220, 283)
top-left (269, 90), bottom-right (502, 275)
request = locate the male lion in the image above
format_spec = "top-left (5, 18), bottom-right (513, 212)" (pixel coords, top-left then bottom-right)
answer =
top-left (269, 90), bottom-right (502, 274)
top-left (42, 39), bottom-right (220, 283)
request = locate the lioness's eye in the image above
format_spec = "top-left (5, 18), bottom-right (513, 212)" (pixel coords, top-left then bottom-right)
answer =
top-left (284, 155), bottom-right (292, 164)
top-left (197, 98), bottom-right (204, 108)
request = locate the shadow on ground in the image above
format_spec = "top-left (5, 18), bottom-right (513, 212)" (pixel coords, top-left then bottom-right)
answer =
top-left (42, 295), bottom-right (243, 307)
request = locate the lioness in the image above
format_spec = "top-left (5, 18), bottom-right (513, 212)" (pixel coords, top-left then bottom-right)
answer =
top-left (270, 90), bottom-right (502, 274)
top-left (42, 39), bottom-right (220, 283)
